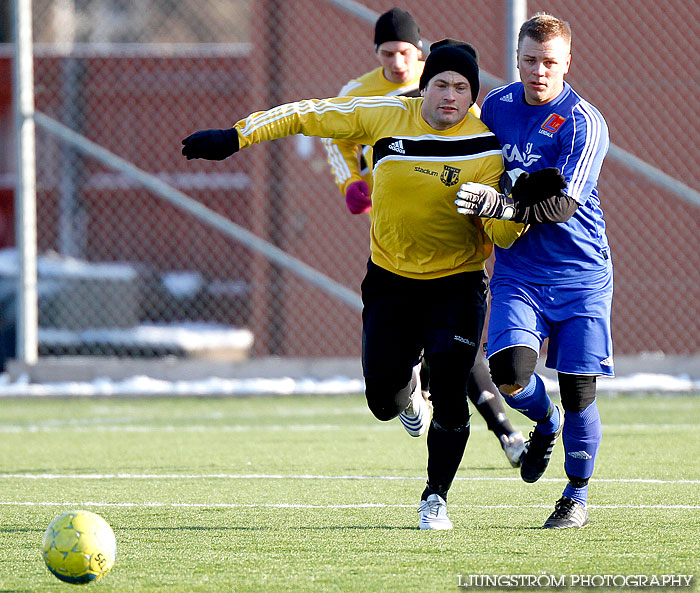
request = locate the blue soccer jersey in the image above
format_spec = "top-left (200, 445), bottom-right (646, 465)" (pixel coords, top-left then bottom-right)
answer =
top-left (481, 81), bottom-right (611, 285)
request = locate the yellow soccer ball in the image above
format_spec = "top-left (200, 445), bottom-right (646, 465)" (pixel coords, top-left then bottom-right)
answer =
top-left (42, 510), bottom-right (117, 584)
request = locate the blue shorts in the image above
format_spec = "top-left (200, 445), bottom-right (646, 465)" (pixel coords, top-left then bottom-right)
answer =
top-left (486, 273), bottom-right (614, 377)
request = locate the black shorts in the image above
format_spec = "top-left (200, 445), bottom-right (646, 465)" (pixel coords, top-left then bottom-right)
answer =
top-left (361, 260), bottom-right (488, 425)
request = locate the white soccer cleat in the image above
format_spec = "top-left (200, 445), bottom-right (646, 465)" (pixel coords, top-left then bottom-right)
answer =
top-left (398, 364), bottom-right (432, 437)
top-left (418, 494), bottom-right (453, 530)
top-left (500, 431), bottom-right (527, 468)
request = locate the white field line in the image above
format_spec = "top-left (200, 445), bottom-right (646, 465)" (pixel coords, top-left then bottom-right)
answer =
top-left (1, 473), bottom-right (698, 484)
top-left (0, 424), bottom-right (351, 433)
top-left (1, 423), bottom-right (698, 433)
top-left (0, 407), bottom-right (373, 424)
top-left (1, 501), bottom-right (699, 510)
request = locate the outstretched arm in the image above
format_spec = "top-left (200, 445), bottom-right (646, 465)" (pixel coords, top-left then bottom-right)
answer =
top-left (181, 96), bottom-right (401, 215)
top-left (181, 96), bottom-right (382, 161)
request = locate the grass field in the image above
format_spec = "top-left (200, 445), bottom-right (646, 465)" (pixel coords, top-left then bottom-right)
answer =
top-left (1, 393), bottom-right (698, 592)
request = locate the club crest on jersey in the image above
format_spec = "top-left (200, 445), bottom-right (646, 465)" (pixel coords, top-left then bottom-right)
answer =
top-left (440, 165), bottom-right (461, 187)
top-left (540, 113), bottom-right (566, 137)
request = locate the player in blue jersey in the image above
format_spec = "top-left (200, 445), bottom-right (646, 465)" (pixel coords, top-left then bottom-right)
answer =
top-left (454, 13), bottom-right (612, 529)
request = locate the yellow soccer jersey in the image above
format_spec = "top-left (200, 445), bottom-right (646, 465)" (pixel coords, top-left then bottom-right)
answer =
top-left (322, 64), bottom-right (481, 196)
top-left (234, 96), bottom-right (525, 279)
top-left (322, 64), bottom-right (425, 196)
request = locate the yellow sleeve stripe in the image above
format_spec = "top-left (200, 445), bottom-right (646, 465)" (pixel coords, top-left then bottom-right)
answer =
top-left (321, 137), bottom-right (352, 184)
top-left (238, 96), bottom-right (407, 137)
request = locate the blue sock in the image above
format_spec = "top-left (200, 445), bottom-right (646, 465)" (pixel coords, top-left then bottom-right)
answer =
top-left (562, 401), bottom-right (602, 505)
top-left (500, 374), bottom-right (558, 433)
top-left (538, 404), bottom-right (561, 436)
top-left (563, 483), bottom-right (589, 506)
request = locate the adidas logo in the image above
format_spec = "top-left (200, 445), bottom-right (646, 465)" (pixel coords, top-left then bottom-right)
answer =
top-left (500, 92), bottom-right (513, 102)
top-left (600, 356), bottom-right (614, 366)
top-left (388, 140), bottom-right (405, 154)
top-left (568, 450), bottom-right (593, 460)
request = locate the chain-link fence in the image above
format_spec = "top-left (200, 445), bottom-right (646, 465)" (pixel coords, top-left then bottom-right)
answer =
top-left (1, 0), bottom-right (699, 365)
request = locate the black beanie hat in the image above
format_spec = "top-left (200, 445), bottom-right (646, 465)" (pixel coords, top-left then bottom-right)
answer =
top-left (374, 7), bottom-right (422, 50)
top-left (419, 39), bottom-right (480, 102)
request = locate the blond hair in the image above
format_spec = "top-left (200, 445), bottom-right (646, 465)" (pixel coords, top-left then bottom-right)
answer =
top-left (518, 13), bottom-right (572, 51)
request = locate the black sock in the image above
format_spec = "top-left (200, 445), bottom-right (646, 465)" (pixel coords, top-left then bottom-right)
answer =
top-left (423, 420), bottom-right (470, 501)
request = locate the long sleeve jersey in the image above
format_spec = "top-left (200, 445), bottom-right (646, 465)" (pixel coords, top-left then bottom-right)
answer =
top-left (234, 95), bottom-right (525, 280)
top-left (322, 64), bottom-right (480, 196)
top-left (322, 64), bottom-right (425, 195)
top-left (481, 81), bottom-right (611, 285)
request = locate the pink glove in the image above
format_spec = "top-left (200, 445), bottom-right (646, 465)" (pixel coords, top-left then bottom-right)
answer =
top-left (345, 180), bottom-right (372, 214)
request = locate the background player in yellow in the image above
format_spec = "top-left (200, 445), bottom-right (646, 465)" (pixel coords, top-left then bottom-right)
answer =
top-left (181, 40), bottom-right (553, 529)
top-left (323, 8), bottom-right (526, 469)
top-left (323, 7), bottom-right (478, 215)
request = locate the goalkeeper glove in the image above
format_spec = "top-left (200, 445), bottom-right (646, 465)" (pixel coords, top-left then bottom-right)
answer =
top-left (345, 180), bottom-right (372, 214)
top-left (455, 168), bottom-right (567, 220)
top-left (181, 128), bottom-right (239, 160)
top-left (455, 183), bottom-right (516, 220)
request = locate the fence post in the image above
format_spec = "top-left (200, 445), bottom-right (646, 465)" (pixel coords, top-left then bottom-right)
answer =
top-left (11, 0), bottom-right (38, 365)
top-left (506, 0), bottom-right (527, 83)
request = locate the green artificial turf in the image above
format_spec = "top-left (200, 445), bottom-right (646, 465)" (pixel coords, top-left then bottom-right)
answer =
top-left (1, 393), bottom-right (698, 592)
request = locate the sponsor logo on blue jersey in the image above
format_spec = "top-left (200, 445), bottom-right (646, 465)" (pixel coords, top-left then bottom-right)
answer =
top-left (502, 142), bottom-right (542, 167)
top-left (542, 113), bottom-right (566, 133)
top-left (539, 113), bottom-right (567, 138)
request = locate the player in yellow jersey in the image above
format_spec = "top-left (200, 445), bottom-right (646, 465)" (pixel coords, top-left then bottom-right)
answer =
top-left (182, 40), bottom-right (560, 529)
top-left (324, 8), bottom-right (526, 469)
top-left (323, 8), bottom-right (481, 214)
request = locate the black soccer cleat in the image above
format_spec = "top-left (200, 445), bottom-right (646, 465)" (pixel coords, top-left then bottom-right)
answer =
top-left (519, 407), bottom-right (562, 483)
top-left (542, 496), bottom-right (589, 529)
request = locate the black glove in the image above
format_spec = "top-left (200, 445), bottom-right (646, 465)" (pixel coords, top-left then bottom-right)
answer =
top-left (181, 128), bottom-right (239, 160)
top-left (511, 167), bottom-right (567, 205)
